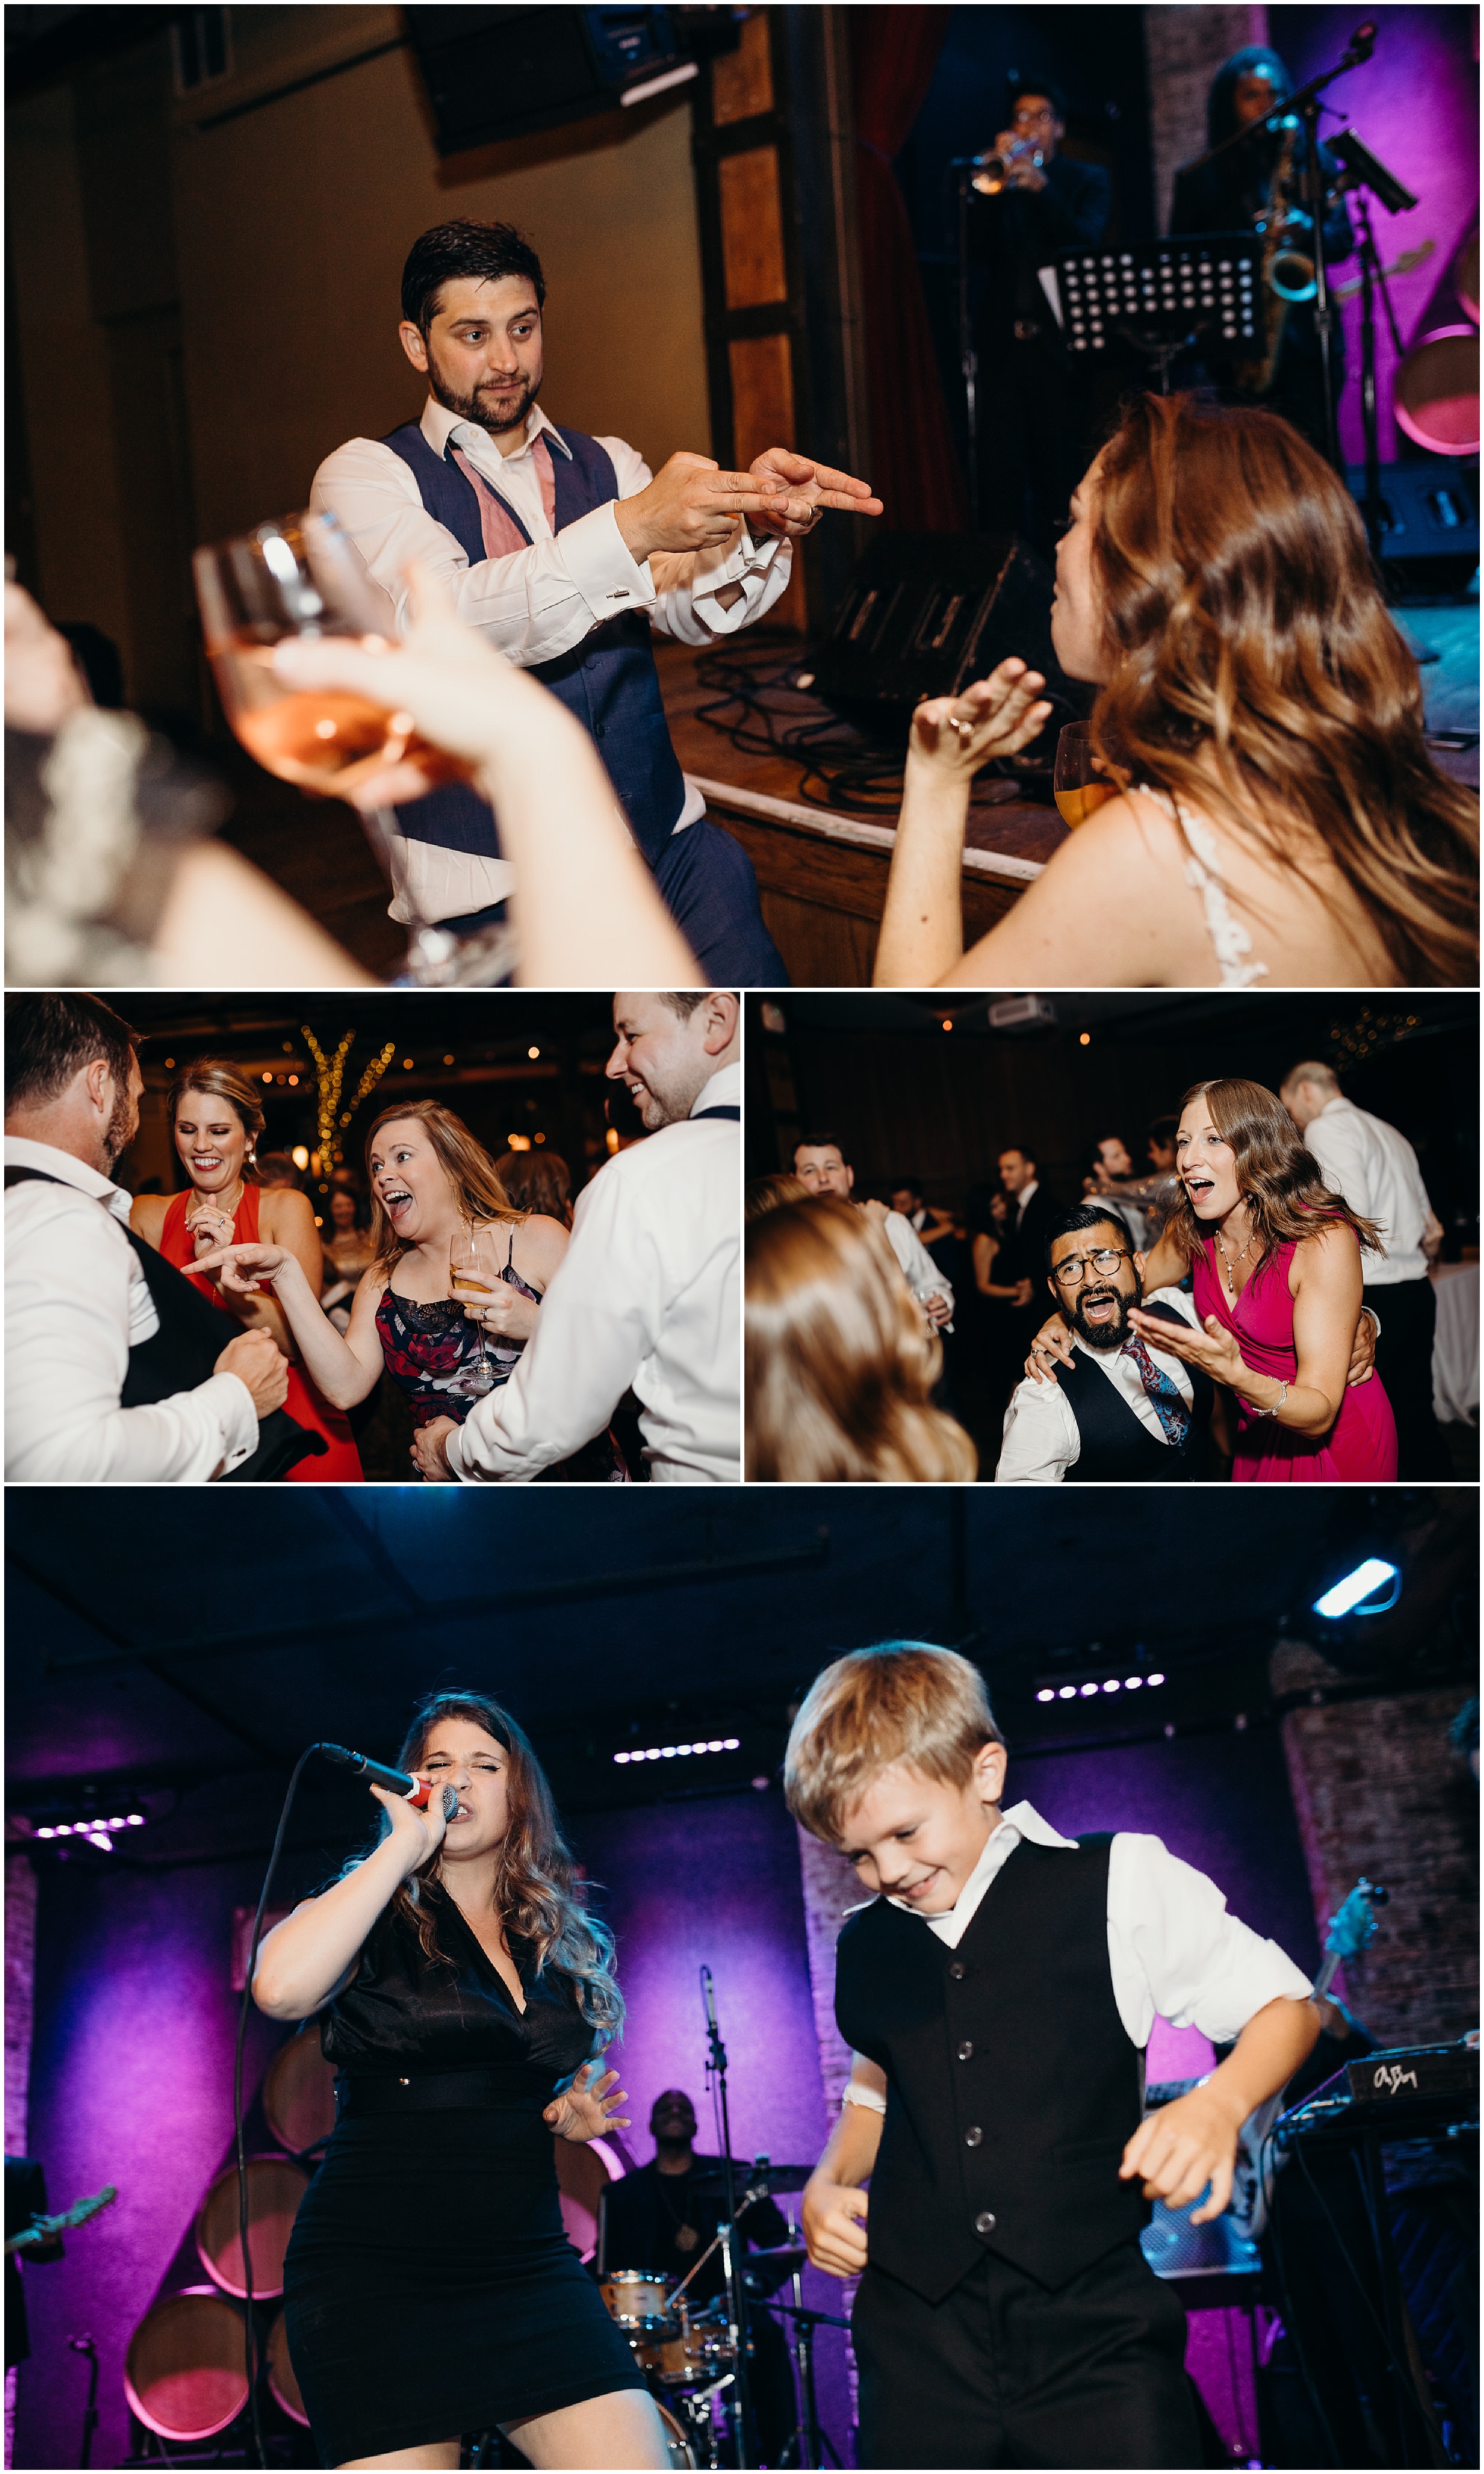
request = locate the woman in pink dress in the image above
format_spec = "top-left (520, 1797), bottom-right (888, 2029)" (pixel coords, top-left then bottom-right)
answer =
top-left (1127, 1077), bottom-right (1397, 1482)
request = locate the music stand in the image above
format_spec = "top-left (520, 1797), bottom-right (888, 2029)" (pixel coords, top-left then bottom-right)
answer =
top-left (1045, 237), bottom-right (1264, 392)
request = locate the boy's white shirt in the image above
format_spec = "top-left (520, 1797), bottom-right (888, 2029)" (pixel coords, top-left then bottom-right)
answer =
top-left (842, 1798), bottom-right (1312, 2111)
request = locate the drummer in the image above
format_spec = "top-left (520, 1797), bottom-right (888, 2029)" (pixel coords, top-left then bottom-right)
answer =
top-left (599, 2090), bottom-right (797, 2460)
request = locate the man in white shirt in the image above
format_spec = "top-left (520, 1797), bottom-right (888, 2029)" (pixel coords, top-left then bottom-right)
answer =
top-left (411, 992), bottom-right (740, 1485)
top-left (5, 995), bottom-right (288, 1483)
top-left (997, 1204), bottom-right (1213, 1482)
top-left (792, 1137), bottom-right (955, 1325)
top-left (313, 217), bottom-right (881, 983)
top-left (1280, 1061), bottom-right (1451, 1480)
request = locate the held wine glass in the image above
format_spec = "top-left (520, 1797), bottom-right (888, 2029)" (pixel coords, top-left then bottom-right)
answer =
top-left (1052, 721), bottom-right (1117, 830)
top-left (448, 1222), bottom-right (504, 1398)
top-left (192, 510), bottom-right (514, 987)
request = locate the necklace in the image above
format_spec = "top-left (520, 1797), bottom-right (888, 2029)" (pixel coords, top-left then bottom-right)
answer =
top-left (655, 2170), bottom-right (699, 2251)
top-left (186, 1176), bottom-right (245, 1231)
top-left (1216, 1223), bottom-right (1259, 1295)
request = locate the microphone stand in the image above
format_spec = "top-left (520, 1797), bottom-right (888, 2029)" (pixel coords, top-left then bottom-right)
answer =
top-left (702, 1970), bottom-right (758, 2467)
top-left (953, 161), bottom-right (980, 529)
top-left (68, 2334), bottom-right (100, 2469)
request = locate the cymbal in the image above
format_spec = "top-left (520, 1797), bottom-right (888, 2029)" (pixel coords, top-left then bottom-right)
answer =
top-left (744, 2242), bottom-right (809, 2295)
top-left (681, 2161), bottom-right (814, 2196)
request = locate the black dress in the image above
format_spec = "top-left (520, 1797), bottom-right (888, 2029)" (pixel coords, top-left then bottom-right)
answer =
top-left (282, 1896), bottom-right (648, 2466)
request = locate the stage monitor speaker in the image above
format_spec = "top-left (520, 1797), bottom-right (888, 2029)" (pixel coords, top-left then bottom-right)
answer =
top-left (807, 532), bottom-right (1090, 776)
top-left (1347, 461), bottom-right (1479, 591)
top-left (405, 6), bottom-right (738, 156)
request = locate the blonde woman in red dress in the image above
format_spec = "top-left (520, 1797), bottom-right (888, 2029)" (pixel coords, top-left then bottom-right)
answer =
top-left (131, 1058), bottom-right (363, 1482)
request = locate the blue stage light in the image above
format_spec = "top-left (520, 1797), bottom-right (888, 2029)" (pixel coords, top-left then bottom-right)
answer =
top-left (1313, 1558), bottom-right (1400, 1619)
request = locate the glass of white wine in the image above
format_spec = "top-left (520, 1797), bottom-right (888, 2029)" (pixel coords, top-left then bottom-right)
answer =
top-left (1053, 721), bottom-right (1117, 830)
top-left (193, 510), bottom-right (494, 985)
top-left (448, 1222), bottom-right (503, 1397)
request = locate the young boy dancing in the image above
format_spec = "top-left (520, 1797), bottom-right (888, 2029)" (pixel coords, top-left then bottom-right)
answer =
top-left (787, 1642), bottom-right (1319, 2469)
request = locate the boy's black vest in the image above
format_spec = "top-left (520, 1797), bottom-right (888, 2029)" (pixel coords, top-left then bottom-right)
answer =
top-left (379, 422), bottom-right (686, 868)
top-left (1060, 1298), bottom-right (1213, 1483)
top-left (833, 1835), bottom-right (1149, 2299)
top-left (4, 1168), bottom-right (322, 1482)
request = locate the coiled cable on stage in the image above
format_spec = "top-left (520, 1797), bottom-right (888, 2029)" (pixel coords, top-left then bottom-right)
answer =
top-left (233, 1743), bottom-right (323, 2469)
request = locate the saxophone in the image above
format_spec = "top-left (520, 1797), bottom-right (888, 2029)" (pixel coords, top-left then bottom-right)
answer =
top-left (1233, 122), bottom-right (1315, 395)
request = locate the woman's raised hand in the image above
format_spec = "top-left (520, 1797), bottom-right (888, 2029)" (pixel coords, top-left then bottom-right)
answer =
top-left (909, 659), bottom-right (1052, 778)
top-left (1127, 1306), bottom-right (1247, 1388)
top-left (369, 1776), bottom-right (449, 1873)
top-left (186, 1239), bottom-right (293, 1295)
top-left (543, 2061), bottom-right (632, 2143)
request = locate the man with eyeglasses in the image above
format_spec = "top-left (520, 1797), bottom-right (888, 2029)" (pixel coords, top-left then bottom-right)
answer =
top-left (995, 1202), bottom-right (1215, 1483)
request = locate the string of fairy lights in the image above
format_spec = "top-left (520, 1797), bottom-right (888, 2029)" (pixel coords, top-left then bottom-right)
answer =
top-left (302, 1027), bottom-right (398, 1171)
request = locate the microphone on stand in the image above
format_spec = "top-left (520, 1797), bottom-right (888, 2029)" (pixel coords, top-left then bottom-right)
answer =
top-left (318, 1742), bottom-right (456, 1818)
top-left (701, 1964), bottom-right (718, 2034)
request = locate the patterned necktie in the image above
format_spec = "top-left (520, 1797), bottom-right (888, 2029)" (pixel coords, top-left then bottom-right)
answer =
top-left (1120, 1331), bottom-right (1191, 1448)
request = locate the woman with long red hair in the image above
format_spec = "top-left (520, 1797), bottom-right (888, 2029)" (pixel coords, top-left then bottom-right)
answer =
top-left (131, 1058), bottom-right (362, 1480)
top-left (874, 392), bottom-right (1477, 989)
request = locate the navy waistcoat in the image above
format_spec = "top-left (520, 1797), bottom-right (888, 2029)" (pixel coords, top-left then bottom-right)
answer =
top-left (833, 1835), bottom-right (1149, 2299)
top-left (380, 421), bottom-right (686, 867)
top-left (1060, 1299), bottom-right (1213, 1483)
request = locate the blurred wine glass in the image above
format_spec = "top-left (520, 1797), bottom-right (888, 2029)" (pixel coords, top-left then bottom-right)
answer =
top-left (1053, 721), bottom-right (1116, 830)
top-left (448, 1222), bottom-right (503, 1397)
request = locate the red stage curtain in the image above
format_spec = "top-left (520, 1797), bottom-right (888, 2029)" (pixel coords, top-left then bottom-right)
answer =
top-left (852, 7), bottom-right (968, 534)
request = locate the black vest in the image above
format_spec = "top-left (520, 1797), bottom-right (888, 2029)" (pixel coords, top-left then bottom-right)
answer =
top-left (5, 1169), bottom-right (322, 1482)
top-left (1060, 1299), bottom-right (1213, 1484)
top-left (833, 1836), bottom-right (1149, 2299)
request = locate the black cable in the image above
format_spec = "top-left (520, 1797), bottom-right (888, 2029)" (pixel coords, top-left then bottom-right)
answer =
top-left (234, 1743), bottom-right (321, 2469)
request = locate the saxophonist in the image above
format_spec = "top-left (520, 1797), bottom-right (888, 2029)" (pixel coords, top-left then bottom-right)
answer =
top-left (1171, 47), bottom-right (1355, 452)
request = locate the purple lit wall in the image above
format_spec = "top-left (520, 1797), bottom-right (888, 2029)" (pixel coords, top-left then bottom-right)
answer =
top-left (1269, 4), bottom-right (1479, 463)
top-left (576, 1787), bottom-right (855, 2463)
top-left (13, 1852), bottom-right (284, 2473)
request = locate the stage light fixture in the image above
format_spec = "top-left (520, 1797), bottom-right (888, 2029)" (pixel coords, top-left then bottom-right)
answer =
top-left (613, 1738), bottom-right (740, 1766)
top-left (1038, 1667), bottom-right (1166, 1705)
top-left (1313, 1558), bottom-right (1400, 1619)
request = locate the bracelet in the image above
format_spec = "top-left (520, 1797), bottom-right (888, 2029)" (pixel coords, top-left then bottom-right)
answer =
top-left (1244, 1379), bottom-right (1289, 1420)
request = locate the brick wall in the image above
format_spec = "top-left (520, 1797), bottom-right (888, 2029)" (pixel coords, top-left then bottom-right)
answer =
top-left (1144, 4), bottom-right (1269, 231)
top-left (1282, 1689), bottom-right (1479, 2044)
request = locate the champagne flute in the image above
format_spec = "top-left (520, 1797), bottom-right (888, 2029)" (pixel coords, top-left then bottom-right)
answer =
top-left (192, 510), bottom-right (480, 984)
top-left (449, 1222), bottom-right (503, 1397)
top-left (1053, 721), bottom-right (1117, 829)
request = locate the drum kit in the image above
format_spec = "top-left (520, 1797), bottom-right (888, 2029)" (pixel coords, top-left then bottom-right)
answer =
top-left (597, 2166), bottom-right (845, 2471)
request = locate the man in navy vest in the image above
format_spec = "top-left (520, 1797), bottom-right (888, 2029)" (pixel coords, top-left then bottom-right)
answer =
top-left (996, 1203), bottom-right (1216, 1482)
top-left (311, 218), bottom-right (882, 986)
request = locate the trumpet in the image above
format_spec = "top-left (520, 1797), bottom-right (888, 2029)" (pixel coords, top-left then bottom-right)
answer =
top-left (971, 139), bottom-right (1044, 196)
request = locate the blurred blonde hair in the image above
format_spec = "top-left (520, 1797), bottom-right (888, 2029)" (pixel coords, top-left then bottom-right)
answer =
top-left (784, 1642), bottom-right (1004, 1845)
top-left (745, 1198), bottom-right (976, 1483)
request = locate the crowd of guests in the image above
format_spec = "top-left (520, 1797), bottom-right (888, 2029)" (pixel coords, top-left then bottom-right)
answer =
top-left (746, 1066), bottom-right (1458, 1486)
top-left (5, 990), bottom-right (740, 1485)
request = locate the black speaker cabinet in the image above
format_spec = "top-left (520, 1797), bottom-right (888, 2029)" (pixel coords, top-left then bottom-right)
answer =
top-left (405, 6), bottom-right (737, 156)
top-left (807, 532), bottom-right (1090, 770)
top-left (1347, 461), bottom-right (1479, 592)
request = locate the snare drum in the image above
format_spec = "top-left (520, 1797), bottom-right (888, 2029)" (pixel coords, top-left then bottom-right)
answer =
top-left (654, 2300), bottom-right (735, 2389)
top-left (600, 2269), bottom-right (678, 2372)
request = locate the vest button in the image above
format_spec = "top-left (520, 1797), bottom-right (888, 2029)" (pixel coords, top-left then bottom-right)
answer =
top-left (594, 723), bottom-right (607, 740)
top-left (948, 1962), bottom-right (966, 1980)
top-left (964, 2125), bottom-right (982, 2148)
top-left (957, 2040), bottom-right (973, 2061)
top-left (975, 2210), bottom-right (997, 2237)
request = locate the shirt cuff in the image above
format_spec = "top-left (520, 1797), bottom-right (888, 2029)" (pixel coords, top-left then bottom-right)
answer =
top-left (842, 2082), bottom-right (887, 2114)
top-left (561, 500), bottom-right (657, 620)
top-left (210, 1372), bottom-right (260, 1473)
top-left (690, 525), bottom-right (788, 621)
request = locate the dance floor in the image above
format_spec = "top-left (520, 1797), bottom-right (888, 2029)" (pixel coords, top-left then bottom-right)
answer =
top-left (207, 597), bottom-right (1478, 982)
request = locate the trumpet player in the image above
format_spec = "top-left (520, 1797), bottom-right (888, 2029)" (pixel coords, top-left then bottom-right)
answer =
top-left (1171, 47), bottom-right (1356, 451)
top-left (966, 80), bottom-right (1109, 560)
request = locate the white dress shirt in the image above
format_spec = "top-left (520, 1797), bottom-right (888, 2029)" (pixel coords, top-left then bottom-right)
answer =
top-left (881, 1210), bottom-right (954, 1312)
top-left (995, 1286), bottom-right (1197, 1484)
top-left (312, 401), bottom-right (793, 926)
top-left (1302, 1095), bottom-right (1435, 1286)
top-left (842, 1799), bottom-right (1312, 2108)
top-left (5, 1137), bottom-right (258, 1484)
top-left (445, 1063), bottom-right (740, 1485)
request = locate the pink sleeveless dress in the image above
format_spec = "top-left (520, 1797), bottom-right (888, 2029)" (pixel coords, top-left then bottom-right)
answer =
top-left (1190, 1235), bottom-right (1398, 1483)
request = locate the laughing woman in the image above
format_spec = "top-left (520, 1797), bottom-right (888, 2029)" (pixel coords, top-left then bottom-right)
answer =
top-left (189, 1099), bottom-right (620, 1479)
top-left (256, 1689), bottom-right (670, 2470)
top-left (1030, 1077), bottom-right (1397, 1482)
top-left (130, 1059), bottom-right (363, 1480)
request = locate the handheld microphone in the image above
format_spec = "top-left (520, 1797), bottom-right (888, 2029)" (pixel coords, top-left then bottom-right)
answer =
top-left (318, 1743), bottom-right (456, 1818)
top-left (702, 1964), bottom-right (718, 2032)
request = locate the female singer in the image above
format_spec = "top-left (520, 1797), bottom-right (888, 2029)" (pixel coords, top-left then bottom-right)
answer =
top-left (1030, 1077), bottom-right (1398, 1482)
top-left (257, 1689), bottom-right (669, 2469)
top-left (129, 1060), bottom-right (363, 1480)
top-left (189, 1100), bottom-right (619, 1479)
top-left (874, 392), bottom-right (1478, 990)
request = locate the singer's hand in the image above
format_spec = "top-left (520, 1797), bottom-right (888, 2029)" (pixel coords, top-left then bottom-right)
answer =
top-left (544, 2061), bottom-right (632, 2143)
top-left (801, 2178), bottom-right (870, 2278)
top-left (369, 1777), bottom-right (448, 1872)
